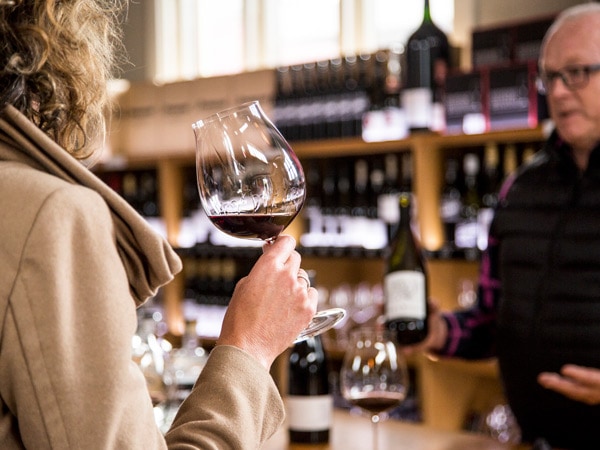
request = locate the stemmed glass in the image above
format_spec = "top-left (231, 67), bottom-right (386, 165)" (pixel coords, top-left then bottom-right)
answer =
top-left (340, 327), bottom-right (409, 450)
top-left (192, 100), bottom-right (345, 341)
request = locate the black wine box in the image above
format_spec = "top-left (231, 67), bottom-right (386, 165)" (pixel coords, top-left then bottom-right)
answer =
top-left (444, 62), bottom-right (549, 134)
top-left (472, 15), bottom-right (555, 69)
top-left (487, 62), bottom-right (547, 131)
top-left (444, 70), bottom-right (486, 134)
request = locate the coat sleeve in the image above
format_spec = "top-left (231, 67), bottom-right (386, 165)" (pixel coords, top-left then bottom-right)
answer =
top-left (165, 345), bottom-right (285, 449)
top-left (2, 183), bottom-right (283, 449)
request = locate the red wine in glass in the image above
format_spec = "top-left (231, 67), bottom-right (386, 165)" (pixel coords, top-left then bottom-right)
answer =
top-left (209, 212), bottom-right (298, 242)
top-left (348, 391), bottom-right (406, 415)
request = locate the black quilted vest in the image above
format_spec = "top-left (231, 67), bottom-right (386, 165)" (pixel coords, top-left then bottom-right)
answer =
top-left (493, 132), bottom-right (600, 448)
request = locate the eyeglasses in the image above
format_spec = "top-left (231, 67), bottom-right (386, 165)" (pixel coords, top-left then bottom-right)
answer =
top-left (536, 63), bottom-right (600, 95)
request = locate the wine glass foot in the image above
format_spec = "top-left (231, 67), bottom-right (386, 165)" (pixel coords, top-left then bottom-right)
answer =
top-left (294, 308), bottom-right (346, 343)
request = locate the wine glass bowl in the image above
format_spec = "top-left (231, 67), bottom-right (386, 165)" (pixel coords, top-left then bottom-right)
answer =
top-left (340, 327), bottom-right (408, 450)
top-left (193, 100), bottom-right (346, 341)
top-left (193, 101), bottom-right (305, 242)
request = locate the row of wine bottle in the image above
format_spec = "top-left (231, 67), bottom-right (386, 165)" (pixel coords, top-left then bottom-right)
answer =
top-left (439, 142), bottom-right (537, 255)
top-left (272, 48), bottom-right (401, 142)
top-left (98, 168), bottom-right (160, 218)
top-left (273, 0), bottom-right (451, 147)
top-left (96, 137), bottom-right (539, 261)
top-left (301, 152), bottom-right (412, 252)
top-left (178, 244), bottom-right (261, 306)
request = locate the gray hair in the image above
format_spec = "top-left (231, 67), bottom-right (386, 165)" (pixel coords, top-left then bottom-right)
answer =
top-left (540, 2), bottom-right (600, 63)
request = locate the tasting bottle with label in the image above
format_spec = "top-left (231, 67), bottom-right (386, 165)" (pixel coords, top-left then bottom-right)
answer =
top-left (384, 193), bottom-right (429, 345)
top-left (287, 335), bottom-right (333, 444)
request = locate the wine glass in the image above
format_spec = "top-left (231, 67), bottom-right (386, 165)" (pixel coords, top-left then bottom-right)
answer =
top-left (192, 100), bottom-right (345, 341)
top-left (340, 327), bottom-right (409, 450)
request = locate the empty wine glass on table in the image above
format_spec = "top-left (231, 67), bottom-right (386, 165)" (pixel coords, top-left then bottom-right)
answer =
top-left (192, 101), bottom-right (345, 341)
top-left (340, 327), bottom-right (409, 450)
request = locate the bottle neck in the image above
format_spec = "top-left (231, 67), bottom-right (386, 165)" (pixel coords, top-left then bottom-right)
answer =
top-left (423, 0), bottom-right (432, 23)
top-left (398, 195), bottom-right (412, 229)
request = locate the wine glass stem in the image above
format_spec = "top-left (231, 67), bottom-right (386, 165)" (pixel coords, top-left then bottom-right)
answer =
top-left (371, 414), bottom-right (380, 450)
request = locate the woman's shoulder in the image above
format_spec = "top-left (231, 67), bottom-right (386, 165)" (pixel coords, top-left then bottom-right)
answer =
top-left (1, 161), bottom-right (110, 223)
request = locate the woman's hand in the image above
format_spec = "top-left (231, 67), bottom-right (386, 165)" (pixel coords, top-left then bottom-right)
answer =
top-left (538, 365), bottom-right (600, 405)
top-left (217, 235), bottom-right (318, 370)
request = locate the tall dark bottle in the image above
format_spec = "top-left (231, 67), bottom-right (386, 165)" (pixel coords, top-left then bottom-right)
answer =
top-left (287, 335), bottom-right (333, 444)
top-left (402, 0), bottom-right (450, 132)
top-left (384, 193), bottom-right (429, 345)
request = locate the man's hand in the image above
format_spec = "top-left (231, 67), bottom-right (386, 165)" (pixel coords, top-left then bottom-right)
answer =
top-left (538, 365), bottom-right (600, 405)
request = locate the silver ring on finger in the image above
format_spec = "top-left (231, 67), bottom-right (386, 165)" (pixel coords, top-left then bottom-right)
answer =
top-left (297, 271), bottom-right (311, 290)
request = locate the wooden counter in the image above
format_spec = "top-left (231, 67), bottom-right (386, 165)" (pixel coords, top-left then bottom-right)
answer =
top-left (261, 409), bottom-right (527, 450)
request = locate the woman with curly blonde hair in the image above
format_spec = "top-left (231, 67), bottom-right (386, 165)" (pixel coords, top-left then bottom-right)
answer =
top-left (1, 0), bottom-right (125, 158)
top-left (0, 1), bottom-right (317, 448)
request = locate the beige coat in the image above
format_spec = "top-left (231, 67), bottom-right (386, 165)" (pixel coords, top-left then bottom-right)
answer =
top-left (0, 105), bottom-right (284, 449)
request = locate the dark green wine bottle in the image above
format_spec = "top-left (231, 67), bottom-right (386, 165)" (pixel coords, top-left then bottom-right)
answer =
top-left (287, 335), bottom-right (332, 444)
top-left (403, 0), bottom-right (450, 132)
top-left (384, 193), bottom-right (429, 345)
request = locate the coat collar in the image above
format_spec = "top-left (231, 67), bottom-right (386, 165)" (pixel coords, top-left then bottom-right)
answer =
top-left (0, 104), bottom-right (182, 306)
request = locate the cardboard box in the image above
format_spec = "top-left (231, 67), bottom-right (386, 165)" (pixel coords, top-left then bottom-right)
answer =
top-left (117, 81), bottom-right (162, 158)
top-left (115, 70), bottom-right (277, 159)
top-left (158, 79), bottom-right (201, 156)
top-left (228, 69), bottom-right (276, 116)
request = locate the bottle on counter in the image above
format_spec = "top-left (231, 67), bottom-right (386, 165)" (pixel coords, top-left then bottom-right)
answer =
top-left (402, 0), bottom-right (450, 132)
top-left (287, 335), bottom-right (333, 444)
top-left (383, 193), bottom-right (429, 345)
top-left (131, 311), bottom-right (167, 407)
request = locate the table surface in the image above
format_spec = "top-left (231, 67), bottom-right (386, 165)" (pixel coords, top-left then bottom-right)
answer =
top-left (261, 409), bottom-right (528, 450)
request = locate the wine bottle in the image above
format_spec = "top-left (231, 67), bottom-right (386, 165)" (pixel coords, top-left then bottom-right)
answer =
top-left (287, 335), bottom-right (333, 444)
top-left (132, 312), bottom-right (166, 406)
top-left (384, 193), bottom-right (429, 345)
top-left (454, 153), bottom-right (481, 251)
top-left (166, 319), bottom-right (208, 404)
top-left (439, 158), bottom-right (461, 251)
top-left (377, 153), bottom-right (400, 243)
top-left (477, 143), bottom-right (501, 251)
top-left (402, 0), bottom-right (450, 132)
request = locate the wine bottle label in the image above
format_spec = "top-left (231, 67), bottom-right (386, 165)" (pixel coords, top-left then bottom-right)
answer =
top-left (286, 395), bottom-right (333, 431)
top-left (384, 270), bottom-right (426, 319)
top-left (401, 88), bottom-right (432, 129)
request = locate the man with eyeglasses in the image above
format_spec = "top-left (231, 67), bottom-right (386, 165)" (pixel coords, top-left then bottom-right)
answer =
top-left (419, 3), bottom-right (600, 448)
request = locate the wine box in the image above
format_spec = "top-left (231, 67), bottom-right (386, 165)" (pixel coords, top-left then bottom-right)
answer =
top-left (472, 15), bottom-right (555, 69)
top-left (487, 62), bottom-right (541, 132)
top-left (471, 26), bottom-right (512, 69)
top-left (444, 70), bottom-right (486, 135)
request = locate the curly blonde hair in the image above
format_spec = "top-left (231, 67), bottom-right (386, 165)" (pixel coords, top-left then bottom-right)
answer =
top-left (0, 0), bottom-right (127, 159)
